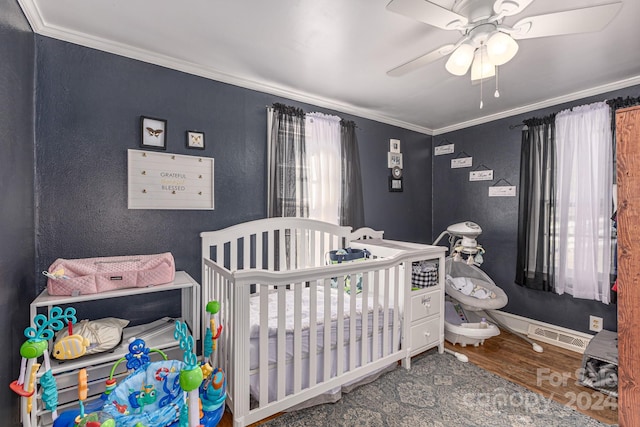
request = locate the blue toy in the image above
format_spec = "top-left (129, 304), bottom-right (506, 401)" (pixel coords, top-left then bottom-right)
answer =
top-left (10, 306), bottom-right (78, 424)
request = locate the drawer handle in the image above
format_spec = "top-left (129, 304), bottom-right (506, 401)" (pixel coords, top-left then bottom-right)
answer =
top-left (421, 296), bottom-right (431, 306)
top-left (424, 331), bottom-right (431, 337)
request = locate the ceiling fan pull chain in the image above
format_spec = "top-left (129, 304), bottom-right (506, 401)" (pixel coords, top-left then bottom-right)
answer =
top-left (495, 66), bottom-right (500, 98)
top-left (479, 45), bottom-right (484, 109)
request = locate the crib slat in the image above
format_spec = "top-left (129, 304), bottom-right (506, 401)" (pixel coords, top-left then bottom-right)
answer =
top-left (349, 272), bottom-right (357, 371)
top-left (230, 239), bottom-right (238, 271)
top-left (243, 235), bottom-right (250, 270)
top-left (215, 245), bottom-right (223, 268)
top-left (372, 269), bottom-right (380, 362)
top-left (279, 229), bottom-right (286, 271)
top-left (336, 276), bottom-right (345, 377)
top-left (221, 274), bottom-right (230, 379)
top-left (256, 232), bottom-right (264, 270)
top-left (319, 231), bottom-right (326, 265)
top-left (309, 230), bottom-right (317, 268)
top-left (228, 280), bottom-right (236, 413)
top-left (291, 228), bottom-right (297, 269)
top-left (360, 271), bottom-right (370, 367)
top-left (201, 264), bottom-right (210, 358)
top-left (293, 284), bottom-right (302, 393)
top-left (233, 282), bottom-right (250, 420)
top-left (382, 268), bottom-right (390, 357)
top-left (277, 285), bottom-right (286, 400)
top-left (300, 229), bottom-right (307, 268)
top-left (265, 230), bottom-right (271, 270)
top-left (309, 280), bottom-right (318, 388)
top-left (323, 280), bottom-right (331, 382)
top-left (259, 284), bottom-right (269, 407)
top-left (393, 264), bottom-right (401, 352)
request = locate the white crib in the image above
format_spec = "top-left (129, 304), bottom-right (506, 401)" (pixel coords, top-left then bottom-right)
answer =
top-left (201, 217), bottom-right (444, 426)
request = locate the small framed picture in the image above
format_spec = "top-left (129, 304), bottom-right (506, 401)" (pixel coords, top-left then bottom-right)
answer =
top-left (390, 139), bottom-right (401, 153)
top-left (186, 131), bottom-right (205, 149)
top-left (389, 176), bottom-right (403, 192)
top-left (388, 152), bottom-right (403, 169)
top-left (140, 116), bottom-right (167, 150)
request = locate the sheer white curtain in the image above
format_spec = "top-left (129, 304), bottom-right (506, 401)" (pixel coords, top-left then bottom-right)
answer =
top-left (305, 112), bottom-right (342, 224)
top-left (554, 101), bottom-right (613, 303)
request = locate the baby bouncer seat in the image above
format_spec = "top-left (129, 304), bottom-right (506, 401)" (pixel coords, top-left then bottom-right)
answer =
top-left (11, 303), bottom-right (226, 427)
top-left (52, 329), bottom-right (226, 427)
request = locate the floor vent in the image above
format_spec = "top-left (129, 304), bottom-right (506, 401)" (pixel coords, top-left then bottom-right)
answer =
top-left (527, 324), bottom-right (591, 353)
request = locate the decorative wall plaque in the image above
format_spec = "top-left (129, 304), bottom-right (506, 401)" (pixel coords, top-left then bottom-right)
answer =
top-left (128, 149), bottom-right (214, 210)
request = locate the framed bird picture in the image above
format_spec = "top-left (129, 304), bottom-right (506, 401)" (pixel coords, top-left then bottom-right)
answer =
top-left (186, 130), bottom-right (205, 150)
top-left (140, 116), bottom-right (167, 150)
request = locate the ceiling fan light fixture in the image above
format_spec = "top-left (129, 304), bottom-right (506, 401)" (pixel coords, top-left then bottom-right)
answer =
top-left (471, 46), bottom-right (495, 81)
top-left (486, 31), bottom-right (519, 65)
top-left (445, 43), bottom-right (475, 76)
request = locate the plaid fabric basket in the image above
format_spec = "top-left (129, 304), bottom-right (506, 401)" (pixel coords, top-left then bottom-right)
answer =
top-left (411, 260), bottom-right (438, 288)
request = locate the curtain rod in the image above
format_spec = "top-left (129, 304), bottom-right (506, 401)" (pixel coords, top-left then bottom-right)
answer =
top-left (266, 105), bottom-right (361, 129)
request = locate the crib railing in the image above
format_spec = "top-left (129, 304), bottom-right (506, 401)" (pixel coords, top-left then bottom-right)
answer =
top-left (202, 253), bottom-right (410, 427)
top-left (201, 217), bottom-right (352, 272)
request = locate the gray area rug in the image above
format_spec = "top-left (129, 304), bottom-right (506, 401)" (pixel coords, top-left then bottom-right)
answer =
top-left (261, 349), bottom-right (614, 426)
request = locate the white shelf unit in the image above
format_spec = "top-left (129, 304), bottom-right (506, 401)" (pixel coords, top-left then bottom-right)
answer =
top-left (350, 239), bottom-right (446, 360)
top-left (24, 271), bottom-right (201, 427)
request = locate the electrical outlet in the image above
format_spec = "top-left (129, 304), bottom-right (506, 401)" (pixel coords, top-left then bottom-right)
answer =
top-left (590, 315), bottom-right (603, 332)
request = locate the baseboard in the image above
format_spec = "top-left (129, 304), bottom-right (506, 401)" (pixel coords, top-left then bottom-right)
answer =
top-left (490, 310), bottom-right (593, 354)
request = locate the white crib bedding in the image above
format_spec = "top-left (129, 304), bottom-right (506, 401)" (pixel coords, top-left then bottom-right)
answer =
top-left (248, 286), bottom-right (398, 368)
top-left (247, 287), bottom-right (400, 403)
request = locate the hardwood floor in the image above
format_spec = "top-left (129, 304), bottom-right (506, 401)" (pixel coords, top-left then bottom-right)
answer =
top-left (444, 330), bottom-right (617, 425)
top-left (218, 330), bottom-right (617, 426)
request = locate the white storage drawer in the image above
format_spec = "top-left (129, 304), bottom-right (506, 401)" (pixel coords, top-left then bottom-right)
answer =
top-left (410, 317), bottom-right (441, 351)
top-left (411, 289), bottom-right (441, 322)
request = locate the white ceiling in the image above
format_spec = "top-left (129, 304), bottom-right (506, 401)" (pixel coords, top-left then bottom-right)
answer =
top-left (18, 0), bottom-right (640, 134)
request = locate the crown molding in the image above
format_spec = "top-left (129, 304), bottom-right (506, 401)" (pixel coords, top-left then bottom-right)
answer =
top-left (17, 0), bottom-right (44, 31)
top-left (18, 2), bottom-right (434, 136)
top-left (432, 75), bottom-right (640, 135)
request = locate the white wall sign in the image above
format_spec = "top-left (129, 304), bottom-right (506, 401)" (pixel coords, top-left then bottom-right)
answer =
top-left (470, 170), bottom-right (494, 181)
top-left (389, 139), bottom-right (401, 153)
top-left (451, 157), bottom-right (473, 168)
top-left (128, 149), bottom-right (214, 210)
top-left (388, 152), bottom-right (403, 168)
top-left (435, 144), bottom-right (454, 156)
top-left (488, 186), bottom-right (517, 197)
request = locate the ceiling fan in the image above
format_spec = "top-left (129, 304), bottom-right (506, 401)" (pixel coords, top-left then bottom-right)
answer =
top-left (386, 0), bottom-right (623, 80)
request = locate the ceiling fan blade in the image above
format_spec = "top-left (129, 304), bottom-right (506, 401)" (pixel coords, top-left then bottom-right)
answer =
top-left (510, 2), bottom-right (622, 40)
top-left (387, 44), bottom-right (455, 77)
top-left (493, 0), bottom-right (534, 17)
top-left (386, 0), bottom-right (468, 30)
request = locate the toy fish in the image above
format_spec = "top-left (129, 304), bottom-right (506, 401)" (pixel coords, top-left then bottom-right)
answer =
top-left (52, 334), bottom-right (90, 360)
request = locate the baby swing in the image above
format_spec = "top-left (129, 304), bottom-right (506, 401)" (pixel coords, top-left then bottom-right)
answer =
top-left (433, 222), bottom-right (543, 362)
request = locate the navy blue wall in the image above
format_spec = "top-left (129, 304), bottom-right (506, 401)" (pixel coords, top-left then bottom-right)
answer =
top-left (434, 84), bottom-right (640, 334)
top-left (0, 0), bottom-right (35, 424)
top-left (33, 37), bottom-right (433, 323)
top-left (7, 1), bottom-right (638, 422)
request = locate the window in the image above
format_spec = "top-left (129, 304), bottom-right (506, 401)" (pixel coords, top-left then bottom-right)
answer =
top-left (267, 104), bottom-right (364, 228)
top-left (517, 101), bottom-right (614, 303)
